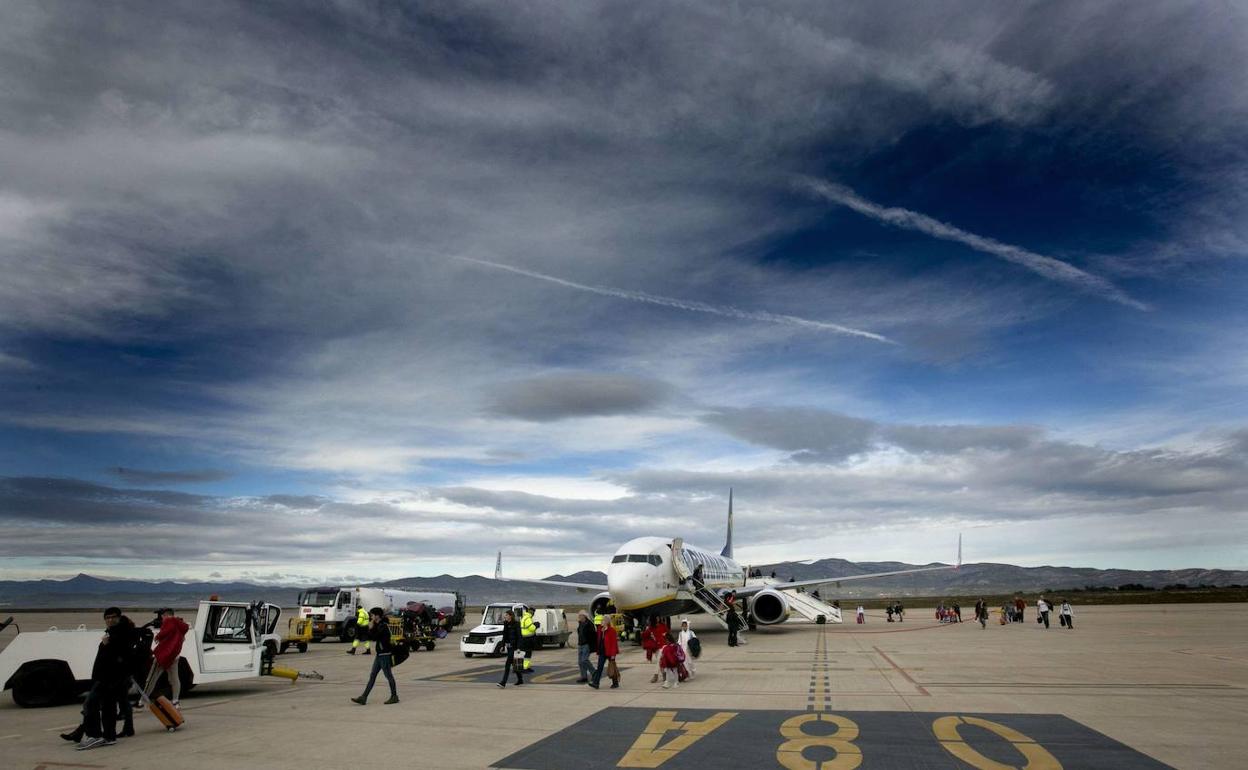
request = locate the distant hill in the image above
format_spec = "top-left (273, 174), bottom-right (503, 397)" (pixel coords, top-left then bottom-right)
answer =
top-left (0, 562), bottom-right (1242, 609)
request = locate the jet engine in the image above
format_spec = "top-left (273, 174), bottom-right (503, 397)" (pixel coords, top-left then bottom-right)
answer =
top-left (748, 589), bottom-right (791, 625)
top-left (589, 592), bottom-right (614, 618)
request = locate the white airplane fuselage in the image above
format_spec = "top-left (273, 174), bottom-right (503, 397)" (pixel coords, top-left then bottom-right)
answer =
top-left (607, 536), bottom-right (745, 616)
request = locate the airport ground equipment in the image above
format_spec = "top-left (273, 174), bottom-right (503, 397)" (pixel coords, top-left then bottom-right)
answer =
top-left (0, 599), bottom-right (323, 707)
top-left (280, 617), bottom-right (313, 653)
top-left (296, 585), bottom-right (467, 642)
top-left (460, 603), bottom-right (571, 657)
top-left (386, 603), bottom-right (439, 651)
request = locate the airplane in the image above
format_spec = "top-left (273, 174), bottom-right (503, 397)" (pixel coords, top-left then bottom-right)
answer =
top-left (497, 490), bottom-right (961, 629)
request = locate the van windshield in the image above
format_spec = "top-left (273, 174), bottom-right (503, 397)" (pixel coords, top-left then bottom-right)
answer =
top-left (482, 606), bottom-right (512, 625)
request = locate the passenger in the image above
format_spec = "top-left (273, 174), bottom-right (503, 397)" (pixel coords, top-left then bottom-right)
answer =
top-left (73, 607), bottom-right (137, 750)
top-left (856, 605), bottom-right (865, 624)
top-left (1014, 597), bottom-right (1026, 624)
top-left (1037, 597), bottom-right (1051, 629)
top-left (1060, 599), bottom-right (1074, 629)
top-left (725, 601), bottom-right (742, 647)
top-left (519, 605), bottom-right (539, 673)
top-left (953, 602), bottom-right (962, 623)
top-left (348, 604), bottom-right (371, 655)
top-left (648, 617), bottom-right (670, 682)
top-left (589, 613), bottom-right (620, 689)
top-left (350, 607), bottom-right (398, 705)
top-left (642, 616), bottom-right (661, 664)
top-left (658, 632), bottom-right (686, 689)
top-left (676, 619), bottom-right (697, 679)
top-left (575, 610), bottom-right (596, 684)
top-left (886, 604), bottom-right (894, 622)
top-left (975, 599), bottom-right (988, 629)
top-left (143, 608), bottom-right (189, 710)
top-left (497, 609), bottom-right (523, 687)
top-left (895, 601), bottom-right (904, 622)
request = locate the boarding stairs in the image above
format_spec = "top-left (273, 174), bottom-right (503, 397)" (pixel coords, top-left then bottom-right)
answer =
top-left (672, 538), bottom-right (743, 631)
top-left (782, 589), bottom-right (843, 624)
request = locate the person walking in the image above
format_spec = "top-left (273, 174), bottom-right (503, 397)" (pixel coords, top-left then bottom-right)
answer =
top-left (658, 632), bottom-right (686, 689)
top-left (725, 602), bottom-right (742, 647)
top-left (143, 608), bottom-right (188, 710)
top-left (856, 605), bottom-right (865, 624)
top-left (1060, 599), bottom-right (1074, 629)
top-left (350, 608), bottom-right (398, 704)
top-left (676, 619), bottom-right (697, 679)
top-left (74, 608), bottom-right (137, 750)
top-left (589, 613), bottom-right (620, 689)
top-left (974, 599), bottom-right (988, 629)
top-left (1014, 597), bottom-right (1026, 624)
top-left (349, 604), bottom-right (371, 655)
top-left (895, 601), bottom-right (904, 622)
top-left (575, 610), bottom-right (597, 683)
top-left (519, 605), bottom-right (539, 674)
top-left (1037, 597), bottom-right (1051, 629)
top-left (497, 609), bottom-right (523, 687)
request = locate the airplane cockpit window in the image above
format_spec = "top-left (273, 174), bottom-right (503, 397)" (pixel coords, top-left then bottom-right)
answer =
top-left (611, 554), bottom-right (628, 563)
top-left (648, 555), bottom-right (663, 566)
top-left (627, 555), bottom-right (649, 563)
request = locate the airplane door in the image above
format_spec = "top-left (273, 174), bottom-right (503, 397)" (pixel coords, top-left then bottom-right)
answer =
top-left (671, 538), bottom-right (691, 581)
top-left (198, 605), bottom-right (258, 674)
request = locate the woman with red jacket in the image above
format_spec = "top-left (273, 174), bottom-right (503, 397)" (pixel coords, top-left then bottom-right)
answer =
top-left (143, 608), bottom-right (189, 708)
top-left (589, 614), bottom-right (620, 689)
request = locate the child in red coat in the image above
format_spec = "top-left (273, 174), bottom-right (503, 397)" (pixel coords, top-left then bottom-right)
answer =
top-left (658, 632), bottom-right (686, 689)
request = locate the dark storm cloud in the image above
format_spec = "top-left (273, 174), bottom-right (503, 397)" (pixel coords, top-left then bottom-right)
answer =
top-left (0, 476), bottom-right (214, 524)
top-left (703, 407), bottom-right (877, 463)
top-left (488, 373), bottom-right (675, 422)
top-left (106, 467), bottom-right (231, 485)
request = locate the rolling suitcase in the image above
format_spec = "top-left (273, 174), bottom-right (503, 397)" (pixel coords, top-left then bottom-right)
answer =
top-left (133, 677), bottom-right (185, 731)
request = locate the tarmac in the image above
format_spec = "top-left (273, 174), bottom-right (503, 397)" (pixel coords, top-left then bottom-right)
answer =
top-left (1, 603), bottom-right (1246, 769)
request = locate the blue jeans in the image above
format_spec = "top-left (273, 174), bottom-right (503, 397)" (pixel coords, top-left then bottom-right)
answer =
top-left (577, 644), bottom-right (593, 680)
top-left (360, 653), bottom-right (396, 699)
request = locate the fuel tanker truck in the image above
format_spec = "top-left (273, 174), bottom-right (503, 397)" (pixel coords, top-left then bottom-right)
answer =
top-left (296, 586), bottom-right (466, 642)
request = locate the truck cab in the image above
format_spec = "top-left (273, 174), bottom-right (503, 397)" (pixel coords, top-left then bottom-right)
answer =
top-left (296, 587), bottom-right (356, 642)
top-left (0, 600), bottom-right (284, 707)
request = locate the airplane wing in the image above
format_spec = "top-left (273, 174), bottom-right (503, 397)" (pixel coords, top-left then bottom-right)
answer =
top-left (734, 535), bottom-right (962, 598)
top-left (492, 552), bottom-right (608, 592)
top-left (733, 564), bottom-right (953, 597)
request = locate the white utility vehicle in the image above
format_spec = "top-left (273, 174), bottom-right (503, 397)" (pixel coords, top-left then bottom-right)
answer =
top-left (0, 600), bottom-right (315, 707)
top-left (459, 604), bottom-right (570, 658)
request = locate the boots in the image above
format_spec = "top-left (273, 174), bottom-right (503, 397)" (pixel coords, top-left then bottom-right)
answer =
top-left (346, 648), bottom-right (356, 655)
top-left (384, 695), bottom-right (399, 704)
top-left (350, 696), bottom-right (366, 705)
top-left (60, 728), bottom-right (84, 742)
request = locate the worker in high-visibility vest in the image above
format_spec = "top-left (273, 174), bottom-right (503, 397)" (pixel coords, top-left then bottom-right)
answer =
top-left (519, 606), bottom-right (539, 671)
top-left (349, 605), bottom-right (371, 655)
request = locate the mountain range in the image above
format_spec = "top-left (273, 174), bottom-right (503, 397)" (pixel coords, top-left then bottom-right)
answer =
top-left (1, 560), bottom-right (1243, 609)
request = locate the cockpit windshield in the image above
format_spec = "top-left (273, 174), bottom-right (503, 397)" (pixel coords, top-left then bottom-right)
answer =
top-left (611, 554), bottom-right (663, 566)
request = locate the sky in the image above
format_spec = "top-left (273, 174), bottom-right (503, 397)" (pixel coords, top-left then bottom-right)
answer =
top-left (1, 1), bottom-right (1246, 584)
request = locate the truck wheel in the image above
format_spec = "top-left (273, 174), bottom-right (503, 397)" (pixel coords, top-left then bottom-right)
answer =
top-left (558, 641), bottom-right (566, 649)
top-left (298, 643), bottom-right (308, 653)
top-left (425, 641), bottom-right (436, 651)
top-left (264, 640), bottom-right (278, 660)
top-left (280, 642), bottom-right (290, 654)
top-left (463, 652), bottom-right (473, 658)
top-left (341, 624), bottom-right (357, 643)
top-left (10, 661), bottom-right (75, 707)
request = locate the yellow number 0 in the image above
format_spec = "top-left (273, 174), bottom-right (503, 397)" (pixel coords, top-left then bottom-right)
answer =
top-left (932, 716), bottom-right (1063, 770)
top-left (776, 713), bottom-right (862, 770)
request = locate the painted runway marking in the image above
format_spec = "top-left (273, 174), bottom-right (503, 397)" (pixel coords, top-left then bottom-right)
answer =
top-left (872, 646), bottom-right (930, 696)
top-left (0, 733), bottom-right (21, 740)
top-left (423, 664), bottom-right (627, 685)
top-left (493, 708), bottom-right (1176, 769)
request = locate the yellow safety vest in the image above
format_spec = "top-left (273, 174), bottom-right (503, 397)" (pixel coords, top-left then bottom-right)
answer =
top-left (593, 613), bottom-right (603, 626)
top-left (520, 611), bottom-right (537, 637)
top-left (356, 607), bottom-right (369, 627)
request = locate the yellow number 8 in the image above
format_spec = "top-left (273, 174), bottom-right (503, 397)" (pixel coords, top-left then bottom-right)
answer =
top-left (776, 713), bottom-right (862, 770)
top-left (932, 716), bottom-right (1062, 770)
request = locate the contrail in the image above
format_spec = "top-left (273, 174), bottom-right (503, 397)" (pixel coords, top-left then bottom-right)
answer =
top-left (798, 177), bottom-right (1149, 311)
top-left (453, 256), bottom-right (894, 344)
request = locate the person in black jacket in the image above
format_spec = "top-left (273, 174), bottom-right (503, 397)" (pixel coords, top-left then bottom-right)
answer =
top-left (725, 603), bottom-right (742, 647)
top-left (350, 608), bottom-right (398, 705)
top-left (74, 608), bottom-right (138, 750)
top-left (497, 610), bottom-right (523, 688)
top-left (575, 611), bottom-right (597, 683)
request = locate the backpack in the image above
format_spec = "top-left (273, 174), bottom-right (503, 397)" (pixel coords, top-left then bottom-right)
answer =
top-left (391, 641), bottom-right (411, 667)
top-left (688, 637), bottom-right (701, 659)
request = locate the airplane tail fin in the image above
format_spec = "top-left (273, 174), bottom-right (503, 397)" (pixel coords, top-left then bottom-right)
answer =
top-left (956, 534), bottom-right (962, 569)
top-left (721, 488), bottom-right (734, 559)
top-left (494, 551), bottom-right (503, 580)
